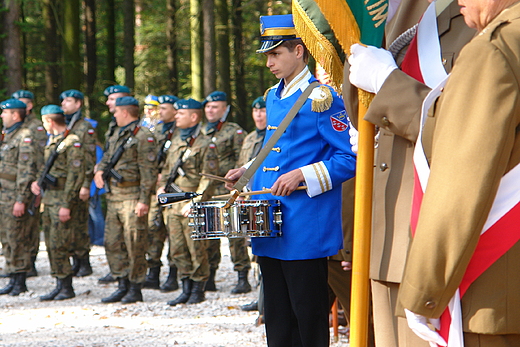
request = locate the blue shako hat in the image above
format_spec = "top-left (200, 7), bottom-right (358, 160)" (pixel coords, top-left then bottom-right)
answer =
top-left (257, 14), bottom-right (299, 54)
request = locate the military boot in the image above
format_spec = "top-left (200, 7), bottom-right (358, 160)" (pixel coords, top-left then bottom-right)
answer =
top-left (231, 269), bottom-right (252, 294)
top-left (54, 275), bottom-right (75, 300)
top-left (143, 266), bottom-right (161, 289)
top-left (102, 277), bottom-right (129, 303)
top-left (0, 275), bottom-right (15, 295)
top-left (159, 266), bottom-right (179, 292)
top-left (75, 256), bottom-right (93, 277)
top-left (40, 278), bottom-right (62, 301)
top-left (167, 278), bottom-right (192, 306)
top-left (121, 282), bottom-right (143, 304)
top-left (205, 268), bottom-right (217, 292)
top-left (9, 272), bottom-right (28, 296)
top-left (187, 281), bottom-right (206, 304)
top-left (98, 272), bottom-right (116, 284)
top-left (71, 256), bottom-right (80, 276)
top-left (27, 256), bottom-right (38, 277)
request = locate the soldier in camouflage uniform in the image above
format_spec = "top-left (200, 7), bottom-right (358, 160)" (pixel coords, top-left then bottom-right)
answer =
top-left (32, 104), bottom-right (86, 301)
top-left (60, 89), bottom-right (96, 277)
top-left (201, 91), bottom-right (250, 293)
top-left (157, 98), bottom-right (219, 305)
top-left (0, 99), bottom-right (40, 296)
top-left (94, 96), bottom-right (157, 304)
top-left (143, 94), bottom-right (179, 291)
top-left (97, 85), bottom-right (131, 285)
top-left (11, 90), bottom-right (47, 278)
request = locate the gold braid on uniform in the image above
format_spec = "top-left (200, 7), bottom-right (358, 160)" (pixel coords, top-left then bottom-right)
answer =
top-left (263, 87), bottom-right (273, 101)
top-left (311, 85), bottom-right (333, 113)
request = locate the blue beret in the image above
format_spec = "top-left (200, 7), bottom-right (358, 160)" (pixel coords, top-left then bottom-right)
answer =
top-left (174, 98), bottom-right (202, 110)
top-left (204, 91), bottom-right (227, 104)
top-left (257, 14), bottom-right (299, 54)
top-left (104, 85), bottom-right (130, 97)
top-left (116, 96), bottom-right (139, 107)
top-left (1, 98), bottom-right (27, 110)
top-left (41, 104), bottom-right (64, 116)
top-left (60, 89), bottom-right (84, 101)
top-left (251, 96), bottom-right (266, 109)
top-left (158, 95), bottom-right (179, 105)
top-left (12, 90), bottom-right (34, 100)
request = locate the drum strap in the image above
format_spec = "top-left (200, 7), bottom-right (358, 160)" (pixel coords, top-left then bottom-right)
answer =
top-left (225, 81), bottom-right (319, 207)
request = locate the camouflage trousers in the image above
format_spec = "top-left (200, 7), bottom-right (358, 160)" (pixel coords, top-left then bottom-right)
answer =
top-left (42, 204), bottom-right (75, 278)
top-left (207, 237), bottom-right (251, 272)
top-left (104, 199), bottom-right (148, 283)
top-left (0, 203), bottom-right (32, 274)
top-left (146, 198), bottom-right (168, 268)
top-left (29, 210), bottom-right (41, 259)
top-left (70, 198), bottom-right (91, 259)
top-left (163, 206), bottom-right (209, 282)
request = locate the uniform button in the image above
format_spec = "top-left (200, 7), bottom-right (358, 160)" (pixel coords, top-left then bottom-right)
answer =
top-left (425, 301), bottom-right (436, 309)
top-left (442, 58), bottom-right (447, 66)
top-left (381, 117), bottom-right (390, 127)
top-left (380, 163), bottom-right (389, 171)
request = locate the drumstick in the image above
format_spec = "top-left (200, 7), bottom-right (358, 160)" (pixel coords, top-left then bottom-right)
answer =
top-left (212, 185), bottom-right (307, 199)
top-left (199, 172), bottom-right (235, 183)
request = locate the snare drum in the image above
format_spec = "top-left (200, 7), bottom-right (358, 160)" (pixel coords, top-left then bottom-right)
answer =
top-left (189, 200), bottom-right (282, 240)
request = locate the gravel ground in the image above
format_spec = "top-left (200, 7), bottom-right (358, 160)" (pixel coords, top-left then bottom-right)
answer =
top-left (0, 238), bottom-right (350, 347)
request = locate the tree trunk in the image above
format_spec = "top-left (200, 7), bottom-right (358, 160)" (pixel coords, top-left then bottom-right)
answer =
top-left (230, 0), bottom-right (246, 126)
top-left (0, 0), bottom-right (5, 95)
top-left (105, 0), bottom-right (116, 85)
top-left (190, 0), bottom-right (203, 100)
top-left (4, 0), bottom-right (23, 94)
top-left (83, 0), bottom-right (97, 117)
top-left (42, 0), bottom-right (60, 103)
top-left (123, 0), bottom-right (135, 90)
top-left (166, 0), bottom-right (178, 95)
top-left (215, 0), bottom-right (231, 98)
top-left (202, 0), bottom-right (216, 97)
top-left (62, 0), bottom-right (82, 90)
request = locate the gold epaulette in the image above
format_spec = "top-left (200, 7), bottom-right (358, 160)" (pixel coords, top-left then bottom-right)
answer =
top-left (311, 85), bottom-right (333, 113)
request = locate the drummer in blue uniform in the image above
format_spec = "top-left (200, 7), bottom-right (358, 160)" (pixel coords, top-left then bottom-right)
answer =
top-left (225, 14), bottom-right (356, 347)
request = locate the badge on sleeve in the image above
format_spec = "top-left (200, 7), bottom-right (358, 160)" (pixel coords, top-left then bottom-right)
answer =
top-left (74, 142), bottom-right (82, 147)
top-left (147, 153), bottom-right (156, 161)
top-left (237, 129), bottom-right (243, 134)
top-left (21, 153), bottom-right (29, 161)
top-left (330, 110), bottom-right (348, 132)
top-left (72, 160), bottom-right (81, 167)
top-left (147, 137), bottom-right (154, 143)
top-left (23, 138), bottom-right (32, 143)
top-left (88, 129), bottom-right (95, 135)
top-left (37, 126), bottom-right (45, 132)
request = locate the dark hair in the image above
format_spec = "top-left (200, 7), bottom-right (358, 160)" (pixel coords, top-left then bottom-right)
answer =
top-left (280, 39), bottom-right (309, 63)
top-left (42, 112), bottom-right (66, 126)
top-left (119, 105), bottom-right (140, 118)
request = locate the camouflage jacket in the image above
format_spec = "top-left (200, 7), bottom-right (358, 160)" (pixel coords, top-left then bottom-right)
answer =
top-left (41, 133), bottom-right (85, 209)
top-left (154, 122), bottom-right (178, 173)
top-left (24, 112), bottom-right (47, 168)
top-left (69, 114), bottom-right (96, 189)
top-left (237, 129), bottom-right (265, 168)
top-left (99, 121), bottom-right (158, 204)
top-left (0, 124), bottom-right (39, 205)
top-left (201, 121), bottom-right (245, 194)
top-left (159, 127), bottom-right (220, 202)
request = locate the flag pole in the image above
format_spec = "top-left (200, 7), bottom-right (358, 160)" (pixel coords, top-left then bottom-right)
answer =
top-left (349, 99), bottom-right (374, 347)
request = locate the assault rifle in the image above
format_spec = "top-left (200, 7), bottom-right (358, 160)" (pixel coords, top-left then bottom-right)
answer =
top-left (157, 124), bottom-right (176, 172)
top-left (100, 123), bottom-right (141, 194)
top-left (28, 112), bottom-right (81, 216)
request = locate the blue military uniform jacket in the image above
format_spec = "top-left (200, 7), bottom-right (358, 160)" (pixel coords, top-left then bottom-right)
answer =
top-left (251, 68), bottom-right (356, 260)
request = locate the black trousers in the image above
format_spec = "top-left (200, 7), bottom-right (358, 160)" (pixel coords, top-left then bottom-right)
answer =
top-left (258, 256), bottom-right (330, 347)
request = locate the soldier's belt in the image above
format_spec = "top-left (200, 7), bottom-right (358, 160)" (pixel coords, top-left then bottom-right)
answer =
top-left (112, 180), bottom-right (140, 188)
top-left (0, 173), bottom-right (16, 181)
top-left (47, 178), bottom-right (67, 190)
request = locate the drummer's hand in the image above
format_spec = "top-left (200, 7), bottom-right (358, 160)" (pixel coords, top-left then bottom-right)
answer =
top-left (181, 203), bottom-right (192, 217)
top-left (341, 261), bottom-right (352, 271)
top-left (271, 169), bottom-right (305, 197)
top-left (224, 167), bottom-right (246, 190)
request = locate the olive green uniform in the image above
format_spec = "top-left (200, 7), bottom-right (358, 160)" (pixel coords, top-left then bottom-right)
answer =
top-left (99, 122), bottom-right (157, 283)
top-left (159, 129), bottom-right (219, 282)
top-left (0, 125), bottom-right (39, 274)
top-left (201, 122), bottom-right (249, 272)
top-left (41, 134), bottom-right (85, 278)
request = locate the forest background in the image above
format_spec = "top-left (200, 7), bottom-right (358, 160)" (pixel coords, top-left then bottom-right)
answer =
top-left (0, 0), bottom-right (311, 138)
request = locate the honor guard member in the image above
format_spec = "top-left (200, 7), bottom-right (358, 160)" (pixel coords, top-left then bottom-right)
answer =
top-left (0, 99), bottom-right (39, 296)
top-left (32, 104), bottom-right (86, 301)
top-left (11, 90), bottom-right (47, 278)
top-left (98, 84), bottom-right (132, 284)
top-left (225, 14), bottom-right (356, 347)
top-left (60, 89), bottom-right (96, 277)
top-left (94, 96), bottom-right (158, 304)
top-left (346, 0), bottom-right (476, 345)
top-left (157, 98), bottom-right (218, 305)
top-left (143, 94), bottom-right (179, 291)
top-left (201, 91), bottom-right (248, 292)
